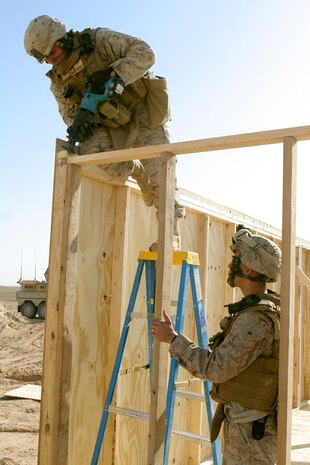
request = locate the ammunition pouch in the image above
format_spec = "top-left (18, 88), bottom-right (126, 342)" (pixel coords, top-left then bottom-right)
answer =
top-left (96, 73), bottom-right (172, 130)
top-left (120, 74), bottom-right (171, 129)
top-left (98, 101), bottom-right (131, 128)
top-left (121, 78), bottom-right (147, 107)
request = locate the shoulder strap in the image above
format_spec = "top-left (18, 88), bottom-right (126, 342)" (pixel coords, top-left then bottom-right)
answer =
top-left (257, 291), bottom-right (281, 307)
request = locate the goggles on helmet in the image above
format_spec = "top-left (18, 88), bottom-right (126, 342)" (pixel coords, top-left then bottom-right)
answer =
top-left (232, 229), bottom-right (280, 266)
top-left (31, 48), bottom-right (49, 63)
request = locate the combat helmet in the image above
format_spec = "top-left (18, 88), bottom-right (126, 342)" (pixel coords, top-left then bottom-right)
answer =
top-left (229, 226), bottom-right (281, 285)
top-left (24, 15), bottom-right (66, 63)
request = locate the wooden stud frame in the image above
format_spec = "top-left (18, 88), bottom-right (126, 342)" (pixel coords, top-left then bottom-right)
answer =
top-left (277, 137), bottom-right (297, 464)
top-left (39, 126), bottom-right (310, 465)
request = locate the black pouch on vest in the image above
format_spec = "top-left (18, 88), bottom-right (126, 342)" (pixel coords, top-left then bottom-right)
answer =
top-left (252, 416), bottom-right (268, 440)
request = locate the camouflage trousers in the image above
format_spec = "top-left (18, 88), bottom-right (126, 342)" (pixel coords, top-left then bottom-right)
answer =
top-left (222, 415), bottom-right (277, 465)
top-left (79, 120), bottom-right (185, 234)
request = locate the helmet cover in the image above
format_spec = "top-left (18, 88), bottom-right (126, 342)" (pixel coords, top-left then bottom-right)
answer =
top-left (24, 15), bottom-right (66, 62)
top-left (231, 228), bottom-right (281, 282)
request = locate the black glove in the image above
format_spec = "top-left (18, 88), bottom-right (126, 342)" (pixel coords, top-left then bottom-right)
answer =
top-left (67, 109), bottom-right (93, 143)
top-left (88, 68), bottom-right (113, 93)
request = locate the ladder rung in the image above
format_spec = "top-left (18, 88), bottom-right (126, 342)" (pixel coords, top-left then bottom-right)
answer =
top-left (130, 312), bottom-right (154, 319)
top-left (130, 312), bottom-right (177, 323)
top-left (108, 405), bottom-right (149, 421)
top-left (172, 428), bottom-right (211, 444)
top-left (108, 407), bottom-right (211, 444)
top-left (174, 378), bottom-right (201, 388)
top-left (131, 304), bottom-right (191, 317)
top-left (175, 390), bottom-right (205, 401)
top-left (119, 363), bottom-right (149, 375)
top-left (171, 300), bottom-right (193, 308)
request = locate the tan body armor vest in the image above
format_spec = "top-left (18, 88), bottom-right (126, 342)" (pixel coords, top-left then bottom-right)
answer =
top-left (210, 297), bottom-right (280, 412)
top-left (46, 28), bottom-right (170, 130)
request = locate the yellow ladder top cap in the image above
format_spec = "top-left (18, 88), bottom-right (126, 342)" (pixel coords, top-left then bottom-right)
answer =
top-left (138, 251), bottom-right (200, 266)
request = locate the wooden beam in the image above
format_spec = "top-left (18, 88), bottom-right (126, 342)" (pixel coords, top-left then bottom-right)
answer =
top-left (147, 152), bottom-right (175, 465)
top-left (198, 214), bottom-right (210, 318)
top-left (38, 140), bottom-right (81, 465)
top-left (304, 254), bottom-right (310, 399)
top-left (103, 186), bottom-right (131, 465)
top-left (180, 188), bottom-right (310, 249)
top-left (293, 249), bottom-right (303, 408)
top-left (225, 223), bottom-right (236, 305)
top-left (194, 214), bottom-right (211, 463)
top-left (62, 125), bottom-right (310, 166)
top-left (277, 136), bottom-right (297, 465)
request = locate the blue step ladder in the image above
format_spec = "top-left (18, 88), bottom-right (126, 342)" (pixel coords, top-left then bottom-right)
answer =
top-left (90, 251), bottom-right (222, 465)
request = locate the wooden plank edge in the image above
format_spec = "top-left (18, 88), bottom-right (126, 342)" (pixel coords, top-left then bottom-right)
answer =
top-left (61, 125), bottom-right (310, 166)
top-left (296, 266), bottom-right (310, 291)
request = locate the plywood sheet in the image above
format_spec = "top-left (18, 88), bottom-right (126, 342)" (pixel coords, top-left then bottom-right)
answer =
top-left (40, 145), bottom-right (310, 465)
top-left (4, 384), bottom-right (41, 401)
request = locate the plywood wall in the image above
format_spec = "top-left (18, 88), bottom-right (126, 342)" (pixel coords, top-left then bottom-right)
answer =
top-left (38, 160), bottom-right (310, 465)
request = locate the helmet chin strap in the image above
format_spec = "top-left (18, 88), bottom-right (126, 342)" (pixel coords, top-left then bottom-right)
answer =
top-left (228, 256), bottom-right (267, 288)
top-left (50, 49), bottom-right (67, 63)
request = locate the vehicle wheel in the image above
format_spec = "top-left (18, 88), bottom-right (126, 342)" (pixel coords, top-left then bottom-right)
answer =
top-left (38, 302), bottom-right (46, 319)
top-left (21, 301), bottom-right (37, 319)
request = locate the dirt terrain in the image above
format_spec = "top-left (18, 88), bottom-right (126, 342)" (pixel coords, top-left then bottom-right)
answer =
top-left (0, 286), bottom-right (44, 465)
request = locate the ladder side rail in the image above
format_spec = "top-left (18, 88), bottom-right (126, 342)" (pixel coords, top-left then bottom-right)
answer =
top-left (145, 260), bottom-right (156, 384)
top-left (90, 260), bottom-right (145, 465)
top-left (163, 261), bottom-right (191, 465)
top-left (190, 266), bottom-right (222, 465)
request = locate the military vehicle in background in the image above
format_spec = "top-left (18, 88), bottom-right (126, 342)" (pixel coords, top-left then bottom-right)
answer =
top-left (16, 268), bottom-right (48, 319)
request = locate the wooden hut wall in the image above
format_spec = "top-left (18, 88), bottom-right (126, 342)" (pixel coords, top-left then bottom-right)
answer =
top-left (38, 162), bottom-right (310, 465)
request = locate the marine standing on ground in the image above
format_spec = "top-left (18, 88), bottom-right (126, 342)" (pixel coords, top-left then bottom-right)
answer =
top-left (151, 227), bottom-right (281, 465)
top-left (24, 15), bottom-right (185, 250)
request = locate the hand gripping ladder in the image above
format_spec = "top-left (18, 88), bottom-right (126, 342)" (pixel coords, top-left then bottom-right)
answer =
top-left (90, 251), bottom-right (222, 465)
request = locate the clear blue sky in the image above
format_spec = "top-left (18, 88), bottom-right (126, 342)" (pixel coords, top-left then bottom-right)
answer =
top-left (1, 0), bottom-right (309, 285)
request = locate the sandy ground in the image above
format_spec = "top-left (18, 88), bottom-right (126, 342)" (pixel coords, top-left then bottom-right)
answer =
top-left (0, 286), bottom-right (44, 465)
top-left (0, 286), bottom-right (309, 465)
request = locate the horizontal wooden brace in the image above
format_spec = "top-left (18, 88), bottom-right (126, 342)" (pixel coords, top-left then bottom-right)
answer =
top-left (60, 125), bottom-right (310, 166)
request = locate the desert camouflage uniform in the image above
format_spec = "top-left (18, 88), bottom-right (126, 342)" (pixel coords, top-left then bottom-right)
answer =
top-left (47, 28), bottom-right (185, 242)
top-left (169, 306), bottom-right (277, 464)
